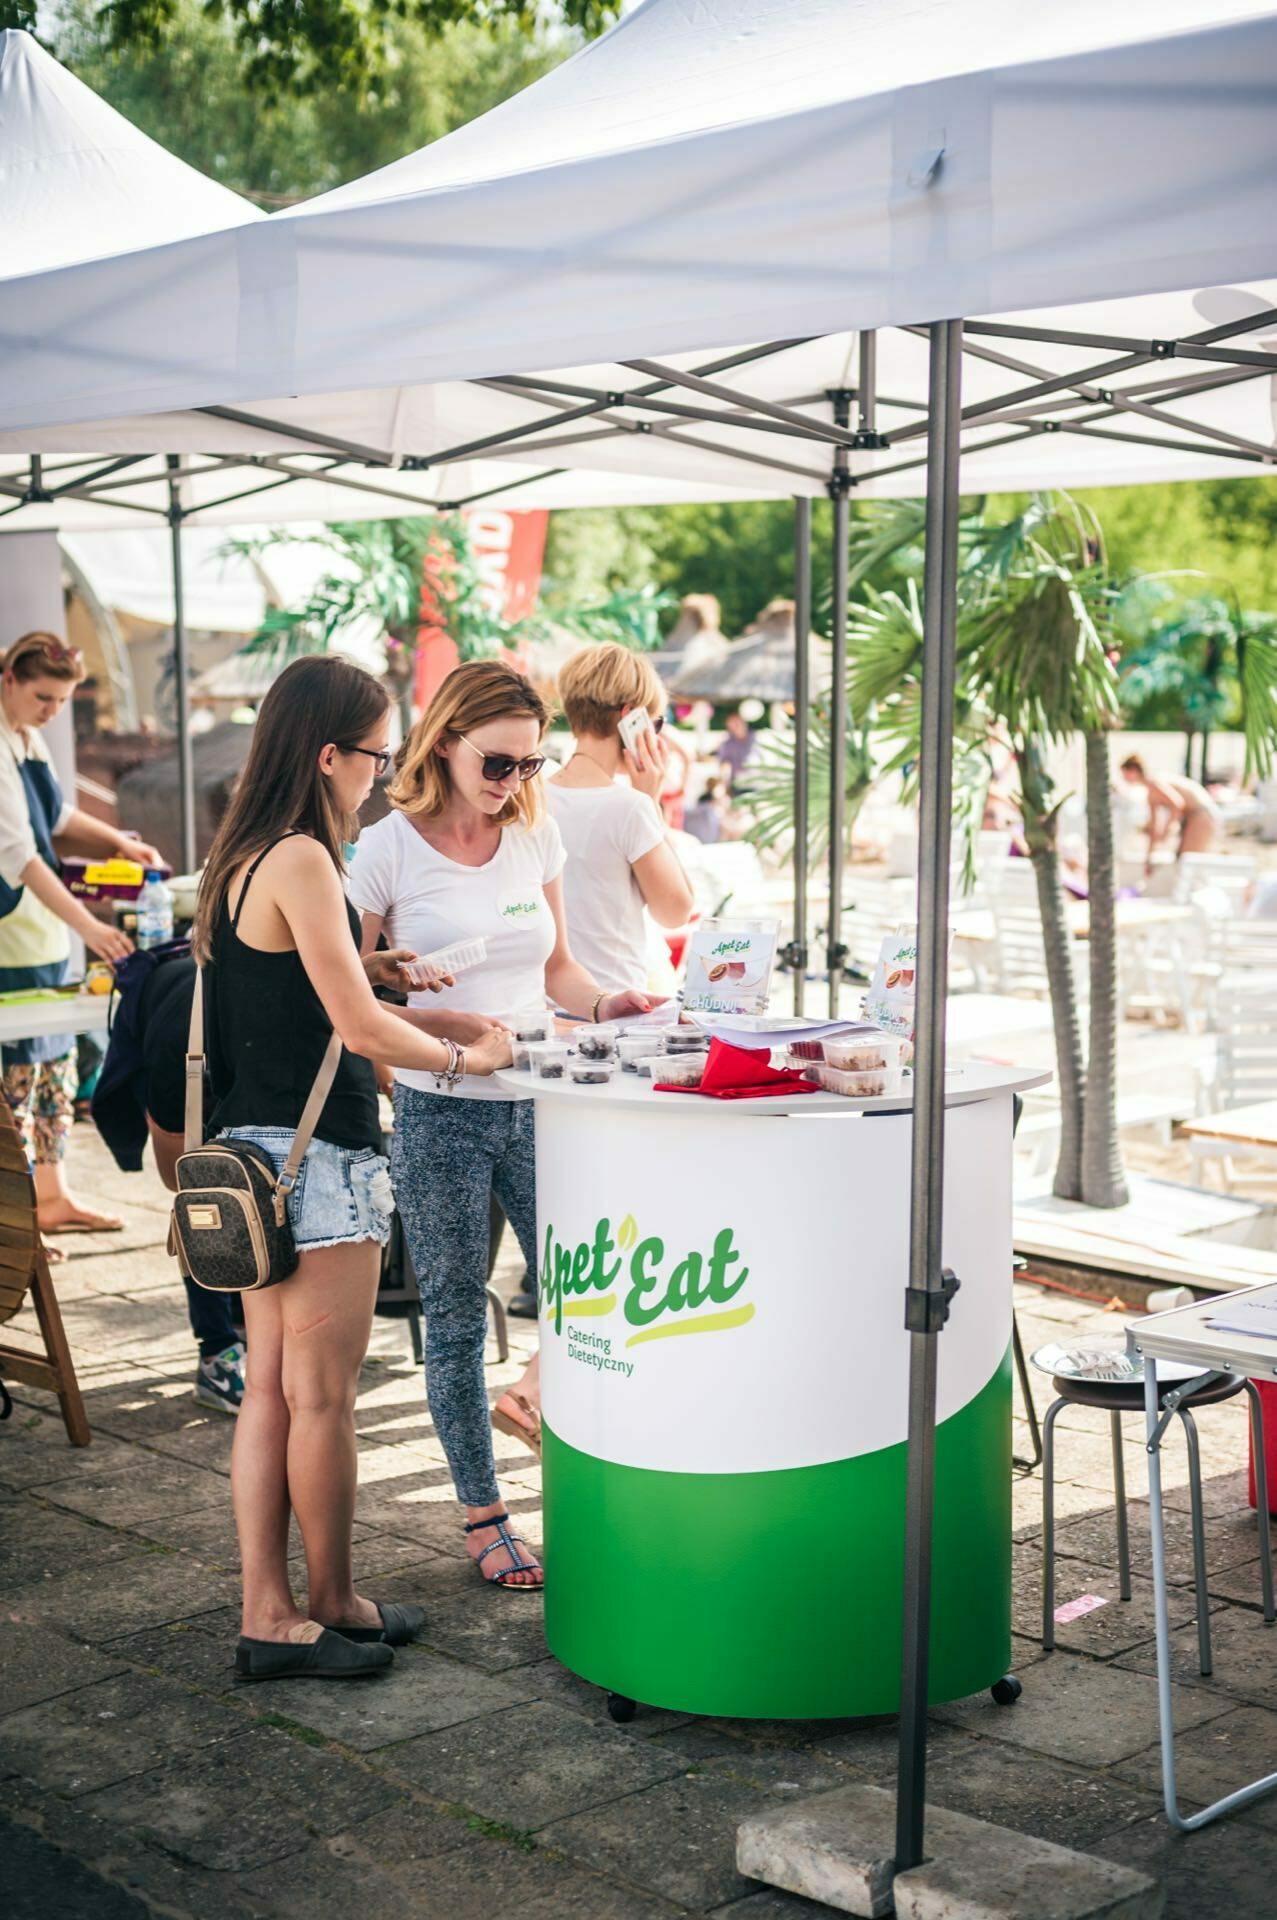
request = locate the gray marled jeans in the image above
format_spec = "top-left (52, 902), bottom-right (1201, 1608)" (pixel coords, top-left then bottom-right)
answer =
top-left (391, 1088), bottom-right (537, 1506)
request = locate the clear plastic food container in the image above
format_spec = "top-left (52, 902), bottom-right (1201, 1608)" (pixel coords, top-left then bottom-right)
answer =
top-left (532, 1043), bottom-right (570, 1080)
top-left (657, 1025), bottom-right (709, 1054)
top-left (617, 1033), bottom-right (654, 1071)
top-left (804, 1062), bottom-right (905, 1099)
top-left (510, 1007), bottom-right (553, 1044)
top-left (577, 1022), bottom-right (619, 1062)
top-left (821, 1034), bottom-right (906, 1073)
top-left (415, 937), bottom-right (488, 981)
top-left (652, 1054), bottom-right (706, 1087)
top-left (570, 1060), bottom-right (616, 1086)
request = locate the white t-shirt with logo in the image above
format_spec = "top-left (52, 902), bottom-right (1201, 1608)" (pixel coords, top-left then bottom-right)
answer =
top-left (348, 808), bottom-right (566, 1099)
top-left (547, 781), bottom-right (665, 993)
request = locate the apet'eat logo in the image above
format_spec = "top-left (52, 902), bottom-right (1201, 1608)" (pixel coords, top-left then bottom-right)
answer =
top-left (539, 1212), bottom-right (754, 1349)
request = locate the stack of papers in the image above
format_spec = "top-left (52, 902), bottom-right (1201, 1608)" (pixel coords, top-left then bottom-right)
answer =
top-left (1205, 1295), bottom-right (1277, 1342)
top-left (685, 1014), bottom-right (874, 1053)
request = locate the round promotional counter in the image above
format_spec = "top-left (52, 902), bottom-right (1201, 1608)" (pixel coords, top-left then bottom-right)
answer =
top-left (496, 1060), bottom-right (1047, 1721)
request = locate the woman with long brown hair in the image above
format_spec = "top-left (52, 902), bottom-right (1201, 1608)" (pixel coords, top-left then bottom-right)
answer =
top-left (350, 660), bottom-right (653, 1591)
top-left (193, 655), bottom-right (510, 1680)
top-left (0, 631), bottom-right (160, 1237)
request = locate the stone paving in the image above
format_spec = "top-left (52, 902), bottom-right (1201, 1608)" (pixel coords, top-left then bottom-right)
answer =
top-left (4, 1128), bottom-right (1277, 1918)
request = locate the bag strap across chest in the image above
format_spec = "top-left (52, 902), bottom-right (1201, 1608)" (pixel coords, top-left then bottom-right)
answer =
top-left (185, 840), bottom-right (343, 1214)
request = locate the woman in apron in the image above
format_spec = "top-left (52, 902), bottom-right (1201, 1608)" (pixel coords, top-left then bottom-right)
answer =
top-left (0, 632), bottom-right (160, 1237)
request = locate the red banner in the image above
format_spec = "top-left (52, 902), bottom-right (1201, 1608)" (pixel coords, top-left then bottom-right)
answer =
top-left (413, 509), bottom-right (549, 713)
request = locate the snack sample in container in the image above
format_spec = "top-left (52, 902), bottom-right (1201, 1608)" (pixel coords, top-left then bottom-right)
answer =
top-left (616, 1033), bottom-right (653, 1072)
top-left (657, 1024), bottom-right (709, 1055)
top-left (821, 1033), bottom-right (906, 1073)
top-left (534, 1043), bottom-right (570, 1080)
top-left (804, 1061), bottom-right (904, 1099)
top-left (653, 1054), bottom-right (706, 1087)
top-left (511, 1007), bottom-right (553, 1043)
top-left (577, 1022), bottom-right (618, 1062)
top-left (570, 1059), bottom-right (615, 1086)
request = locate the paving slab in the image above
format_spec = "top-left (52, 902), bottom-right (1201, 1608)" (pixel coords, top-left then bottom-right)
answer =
top-left (399, 1838), bottom-right (686, 1919)
top-left (38, 1450), bottom-right (230, 1527)
top-left (1093, 1805), bottom-right (1277, 1920)
top-left (1053, 1502), bottom-right (1265, 1586)
top-left (0, 1668), bottom-right (251, 1795)
top-left (376, 1699), bottom-right (687, 1828)
top-left (6, 1552), bottom-right (241, 1643)
top-left (246, 1644), bottom-right (544, 1751)
top-left (0, 1810), bottom-right (154, 1920)
top-left (931, 1652), bottom-right (1234, 1767)
top-left (231, 1802), bottom-right (473, 1919)
top-left (511, 1653), bottom-right (693, 1737)
top-left (0, 1496), bottom-right (145, 1586)
top-left (708, 1892), bottom-right (849, 1919)
top-left (543, 1768), bottom-right (772, 1909)
top-left (0, 1620), bottom-right (129, 1715)
top-left (412, 1583), bottom-right (552, 1673)
top-left (81, 1722), bottom-right (400, 1870)
top-left (104, 1618), bottom-right (244, 1693)
top-left (1015, 1546), bottom-right (1216, 1660)
top-left (921, 1742), bottom-right (1164, 1854)
top-left (0, 1408), bottom-right (138, 1489)
top-left (1111, 1703), bottom-right (1277, 1833)
top-left (1113, 1602), bottom-right (1277, 1712)
top-left (1198, 1554), bottom-right (1275, 1612)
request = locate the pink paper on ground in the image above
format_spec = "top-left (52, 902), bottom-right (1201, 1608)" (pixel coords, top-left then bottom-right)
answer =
top-left (1054, 1593), bottom-right (1109, 1624)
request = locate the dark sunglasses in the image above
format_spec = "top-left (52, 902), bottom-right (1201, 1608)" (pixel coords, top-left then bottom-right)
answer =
top-left (459, 736), bottom-right (546, 784)
top-left (338, 744), bottom-right (393, 777)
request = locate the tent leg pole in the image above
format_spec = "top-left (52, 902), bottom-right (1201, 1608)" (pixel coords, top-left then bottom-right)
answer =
top-left (895, 318), bottom-right (963, 1876)
top-left (792, 496), bottom-right (812, 1017)
top-left (167, 456), bottom-right (196, 876)
top-left (827, 394), bottom-right (852, 1017)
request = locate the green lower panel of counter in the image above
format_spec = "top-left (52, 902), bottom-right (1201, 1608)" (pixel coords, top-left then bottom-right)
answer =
top-left (542, 1350), bottom-right (1011, 1720)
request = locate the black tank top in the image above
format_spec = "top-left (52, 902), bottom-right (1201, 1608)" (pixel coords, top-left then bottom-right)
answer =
top-left (204, 836), bottom-right (381, 1153)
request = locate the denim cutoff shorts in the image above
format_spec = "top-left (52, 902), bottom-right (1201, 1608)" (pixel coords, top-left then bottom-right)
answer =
top-left (217, 1128), bottom-right (394, 1252)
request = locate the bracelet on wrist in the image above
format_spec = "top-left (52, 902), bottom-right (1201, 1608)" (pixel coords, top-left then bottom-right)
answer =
top-left (590, 990), bottom-right (608, 1023)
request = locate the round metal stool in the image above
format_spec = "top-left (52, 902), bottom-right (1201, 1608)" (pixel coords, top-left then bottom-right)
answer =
top-left (1034, 1346), bottom-right (1275, 1676)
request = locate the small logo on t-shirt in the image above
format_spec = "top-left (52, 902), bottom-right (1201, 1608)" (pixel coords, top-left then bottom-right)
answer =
top-left (498, 890), bottom-right (542, 922)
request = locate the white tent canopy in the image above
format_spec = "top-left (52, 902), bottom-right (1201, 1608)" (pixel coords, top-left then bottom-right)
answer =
top-left (1, 5), bottom-right (1276, 530)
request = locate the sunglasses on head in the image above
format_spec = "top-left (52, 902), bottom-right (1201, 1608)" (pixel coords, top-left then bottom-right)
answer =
top-left (337, 744), bottom-right (393, 778)
top-left (458, 736), bottom-right (546, 784)
top-left (10, 638), bottom-right (82, 671)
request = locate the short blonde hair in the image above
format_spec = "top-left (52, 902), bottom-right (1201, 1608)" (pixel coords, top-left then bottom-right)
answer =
top-left (556, 643), bottom-right (666, 739)
top-left (388, 660), bottom-right (549, 827)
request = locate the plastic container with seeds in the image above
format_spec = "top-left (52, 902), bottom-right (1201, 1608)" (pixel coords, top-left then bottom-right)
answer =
top-left (577, 1022), bottom-right (618, 1062)
top-left (532, 1043), bottom-right (570, 1080)
top-left (570, 1060), bottom-right (616, 1087)
top-left (652, 1054), bottom-right (706, 1088)
top-left (511, 1007), bottom-right (553, 1044)
top-left (617, 1032), bottom-right (655, 1071)
top-left (657, 1025), bottom-right (709, 1055)
top-left (820, 1033), bottom-right (906, 1074)
top-left (803, 1061), bottom-right (905, 1099)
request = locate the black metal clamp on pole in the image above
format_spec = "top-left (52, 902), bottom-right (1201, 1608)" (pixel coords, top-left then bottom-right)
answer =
top-left (895, 319), bottom-right (964, 1877)
top-left (166, 455), bottom-right (197, 878)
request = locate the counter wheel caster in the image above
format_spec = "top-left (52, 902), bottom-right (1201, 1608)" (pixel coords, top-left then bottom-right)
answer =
top-left (607, 1693), bottom-right (637, 1724)
top-left (991, 1674), bottom-right (1022, 1706)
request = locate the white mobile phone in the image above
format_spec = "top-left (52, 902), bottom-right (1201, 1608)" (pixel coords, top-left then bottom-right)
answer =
top-left (619, 708), bottom-right (654, 757)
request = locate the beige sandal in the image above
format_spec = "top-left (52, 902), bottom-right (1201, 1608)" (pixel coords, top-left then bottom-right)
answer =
top-left (491, 1389), bottom-right (542, 1462)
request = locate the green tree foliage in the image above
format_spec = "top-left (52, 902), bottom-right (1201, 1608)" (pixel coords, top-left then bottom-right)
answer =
top-left (41, 0), bottom-right (618, 99)
top-left (37, 0), bottom-right (570, 201)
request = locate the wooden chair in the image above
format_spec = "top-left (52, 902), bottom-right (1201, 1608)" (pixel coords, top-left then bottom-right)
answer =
top-left (0, 1095), bottom-right (89, 1446)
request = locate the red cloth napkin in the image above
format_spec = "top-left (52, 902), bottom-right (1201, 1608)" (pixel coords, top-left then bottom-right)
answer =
top-left (655, 1037), bottom-right (818, 1099)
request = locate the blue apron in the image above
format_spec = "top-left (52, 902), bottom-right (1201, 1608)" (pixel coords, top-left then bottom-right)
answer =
top-left (0, 750), bottom-right (72, 1067)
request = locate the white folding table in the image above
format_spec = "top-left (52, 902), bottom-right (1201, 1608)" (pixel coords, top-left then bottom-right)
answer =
top-left (1128, 1285), bottom-right (1277, 1829)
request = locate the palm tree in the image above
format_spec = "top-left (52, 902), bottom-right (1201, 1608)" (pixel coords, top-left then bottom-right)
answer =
top-left (846, 494), bottom-right (1122, 1203)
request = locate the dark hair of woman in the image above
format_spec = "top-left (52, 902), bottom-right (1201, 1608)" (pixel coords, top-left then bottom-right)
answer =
top-left (193, 654), bottom-right (390, 962)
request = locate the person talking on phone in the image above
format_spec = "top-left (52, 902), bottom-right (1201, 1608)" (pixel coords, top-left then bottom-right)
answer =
top-left (547, 644), bottom-right (694, 995)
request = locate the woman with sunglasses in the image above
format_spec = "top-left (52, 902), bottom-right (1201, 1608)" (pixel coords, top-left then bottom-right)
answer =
top-left (0, 632), bottom-right (161, 1237)
top-left (349, 661), bottom-right (652, 1591)
top-left (548, 643), bottom-right (694, 996)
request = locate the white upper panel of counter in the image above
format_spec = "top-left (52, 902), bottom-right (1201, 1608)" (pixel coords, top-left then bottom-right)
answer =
top-left (494, 1061), bottom-right (1050, 1117)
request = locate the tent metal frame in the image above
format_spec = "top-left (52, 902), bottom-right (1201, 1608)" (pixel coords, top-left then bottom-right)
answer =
top-left (2, 302), bottom-right (1273, 1869)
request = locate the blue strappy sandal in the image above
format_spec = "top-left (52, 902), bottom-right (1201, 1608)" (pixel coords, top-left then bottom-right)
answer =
top-left (464, 1511), bottom-right (543, 1591)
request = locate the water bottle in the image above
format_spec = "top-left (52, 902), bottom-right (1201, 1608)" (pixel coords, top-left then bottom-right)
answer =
top-left (135, 870), bottom-right (174, 950)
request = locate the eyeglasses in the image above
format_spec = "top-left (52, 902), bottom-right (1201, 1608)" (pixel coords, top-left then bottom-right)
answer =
top-left (458, 736), bottom-right (546, 784)
top-left (338, 744), bottom-right (392, 777)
